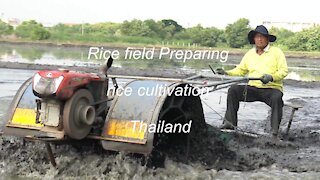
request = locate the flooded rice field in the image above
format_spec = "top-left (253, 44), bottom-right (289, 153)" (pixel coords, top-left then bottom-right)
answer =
top-left (0, 67), bottom-right (319, 179)
top-left (0, 43), bottom-right (320, 179)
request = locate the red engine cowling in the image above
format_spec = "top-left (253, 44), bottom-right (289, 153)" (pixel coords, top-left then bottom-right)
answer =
top-left (32, 69), bottom-right (103, 100)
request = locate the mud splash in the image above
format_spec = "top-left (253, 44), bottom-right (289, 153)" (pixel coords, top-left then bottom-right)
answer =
top-left (0, 123), bottom-right (319, 179)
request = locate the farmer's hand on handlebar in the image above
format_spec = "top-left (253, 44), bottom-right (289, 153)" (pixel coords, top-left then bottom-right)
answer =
top-left (216, 68), bottom-right (227, 75)
top-left (261, 74), bottom-right (273, 84)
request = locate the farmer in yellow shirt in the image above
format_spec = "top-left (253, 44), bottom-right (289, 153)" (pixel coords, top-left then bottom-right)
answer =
top-left (217, 25), bottom-right (288, 137)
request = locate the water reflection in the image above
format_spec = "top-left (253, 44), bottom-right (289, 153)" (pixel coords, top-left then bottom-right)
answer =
top-left (0, 43), bottom-right (319, 81)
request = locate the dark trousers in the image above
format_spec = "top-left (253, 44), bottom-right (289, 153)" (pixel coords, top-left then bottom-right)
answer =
top-left (224, 85), bottom-right (283, 135)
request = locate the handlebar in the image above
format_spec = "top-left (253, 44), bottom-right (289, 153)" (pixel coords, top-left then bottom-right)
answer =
top-left (199, 76), bottom-right (265, 94)
top-left (248, 77), bottom-right (263, 81)
top-left (201, 76), bottom-right (263, 88)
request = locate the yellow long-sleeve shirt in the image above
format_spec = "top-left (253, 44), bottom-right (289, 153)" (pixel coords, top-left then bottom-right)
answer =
top-left (226, 46), bottom-right (288, 91)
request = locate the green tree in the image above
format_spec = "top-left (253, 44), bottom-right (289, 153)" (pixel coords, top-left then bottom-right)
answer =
top-left (15, 20), bottom-right (50, 40)
top-left (143, 19), bottom-right (163, 37)
top-left (88, 22), bottom-right (120, 35)
top-left (174, 25), bottom-right (223, 47)
top-left (51, 23), bottom-right (82, 34)
top-left (287, 26), bottom-right (320, 51)
top-left (269, 27), bottom-right (294, 45)
top-left (120, 19), bottom-right (152, 37)
top-left (0, 20), bottom-right (13, 35)
top-left (120, 19), bottom-right (185, 39)
top-left (161, 19), bottom-right (183, 33)
top-left (225, 18), bottom-right (251, 48)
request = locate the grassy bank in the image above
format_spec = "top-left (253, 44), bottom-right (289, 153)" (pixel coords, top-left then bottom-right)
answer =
top-left (1, 38), bottom-right (320, 58)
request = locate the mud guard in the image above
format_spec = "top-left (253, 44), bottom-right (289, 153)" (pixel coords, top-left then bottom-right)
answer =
top-left (101, 80), bottom-right (206, 155)
top-left (3, 78), bottom-right (64, 139)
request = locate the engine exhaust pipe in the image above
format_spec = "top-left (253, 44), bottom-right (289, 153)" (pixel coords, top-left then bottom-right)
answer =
top-left (100, 56), bottom-right (113, 76)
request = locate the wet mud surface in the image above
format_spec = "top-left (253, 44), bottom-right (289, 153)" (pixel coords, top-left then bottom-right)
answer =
top-left (0, 66), bottom-right (320, 179)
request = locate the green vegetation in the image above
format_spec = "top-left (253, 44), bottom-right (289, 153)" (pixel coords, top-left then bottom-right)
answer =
top-left (15, 20), bottom-right (50, 40)
top-left (225, 18), bottom-right (251, 48)
top-left (0, 20), bottom-right (13, 35)
top-left (0, 18), bottom-right (320, 53)
top-left (286, 27), bottom-right (320, 51)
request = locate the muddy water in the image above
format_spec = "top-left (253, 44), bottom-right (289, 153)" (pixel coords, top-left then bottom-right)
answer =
top-left (1, 43), bottom-right (320, 81)
top-left (0, 68), bottom-right (320, 179)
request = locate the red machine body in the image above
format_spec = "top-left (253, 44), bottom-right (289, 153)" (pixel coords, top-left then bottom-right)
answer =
top-left (33, 69), bottom-right (103, 100)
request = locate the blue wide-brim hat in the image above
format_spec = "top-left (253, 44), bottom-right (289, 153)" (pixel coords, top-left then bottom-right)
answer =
top-left (248, 25), bottom-right (277, 44)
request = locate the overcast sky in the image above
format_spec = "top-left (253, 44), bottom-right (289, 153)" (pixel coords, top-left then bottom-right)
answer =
top-left (0, 0), bottom-right (319, 28)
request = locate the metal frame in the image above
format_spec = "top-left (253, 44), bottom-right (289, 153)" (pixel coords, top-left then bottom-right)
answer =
top-left (1, 73), bottom-right (263, 166)
top-left (3, 74), bottom-right (260, 139)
